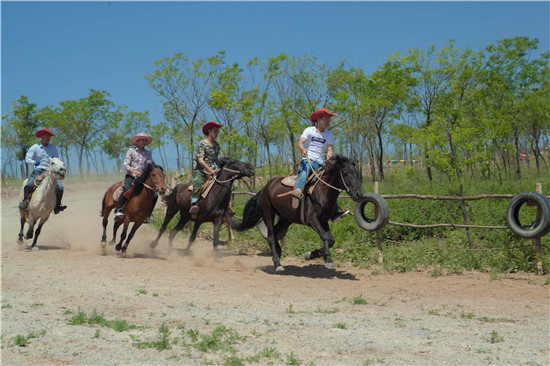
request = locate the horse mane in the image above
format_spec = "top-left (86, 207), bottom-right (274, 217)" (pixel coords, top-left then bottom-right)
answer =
top-left (323, 154), bottom-right (352, 173)
top-left (132, 163), bottom-right (163, 196)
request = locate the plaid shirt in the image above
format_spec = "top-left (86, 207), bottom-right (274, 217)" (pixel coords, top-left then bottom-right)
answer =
top-left (123, 146), bottom-right (153, 177)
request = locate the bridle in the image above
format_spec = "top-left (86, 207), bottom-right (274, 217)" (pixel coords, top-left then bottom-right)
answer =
top-left (141, 167), bottom-right (165, 193)
top-left (305, 156), bottom-right (351, 194)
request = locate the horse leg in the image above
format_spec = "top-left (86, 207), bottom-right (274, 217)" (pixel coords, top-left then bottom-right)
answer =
top-left (25, 216), bottom-right (36, 240)
top-left (168, 214), bottom-right (189, 249)
top-left (306, 221), bottom-right (335, 269)
top-left (115, 222), bottom-right (129, 252)
top-left (150, 207), bottom-right (178, 249)
top-left (264, 214), bottom-right (284, 272)
top-left (30, 218), bottom-right (48, 248)
top-left (122, 222), bottom-right (142, 255)
top-left (101, 210), bottom-right (110, 244)
top-left (110, 219), bottom-right (123, 245)
top-left (185, 222), bottom-right (202, 251)
top-left (18, 217), bottom-right (26, 243)
top-left (212, 217), bottom-right (222, 251)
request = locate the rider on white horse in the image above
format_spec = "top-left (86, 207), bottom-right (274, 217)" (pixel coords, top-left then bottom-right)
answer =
top-left (19, 128), bottom-right (67, 214)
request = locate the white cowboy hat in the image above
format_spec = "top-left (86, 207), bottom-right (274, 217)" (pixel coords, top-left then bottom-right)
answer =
top-left (130, 132), bottom-right (153, 146)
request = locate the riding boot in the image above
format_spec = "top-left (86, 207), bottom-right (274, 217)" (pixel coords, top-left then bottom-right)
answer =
top-left (54, 189), bottom-right (67, 214)
top-left (19, 185), bottom-right (32, 210)
top-left (114, 195), bottom-right (127, 221)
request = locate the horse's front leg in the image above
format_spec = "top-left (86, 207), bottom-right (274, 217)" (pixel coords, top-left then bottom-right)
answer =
top-left (30, 217), bottom-right (48, 248)
top-left (306, 221), bottom-right (336, 269)
top-left (110, 219), bottom-right (123, 245)
top-left (122, 222), bottom-right (142, 255)
top-left (101, 212), bottom-right (109, 243)
top-left (25, 215), bottom-right (36, 240)
top-left (186, 222), bottom-right (202, 251)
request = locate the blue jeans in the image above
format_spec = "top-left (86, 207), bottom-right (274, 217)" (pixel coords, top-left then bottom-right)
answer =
top-left (295, 159), bottom-right (323, 191)
top-left (25, 168), bottom-right (64, 201)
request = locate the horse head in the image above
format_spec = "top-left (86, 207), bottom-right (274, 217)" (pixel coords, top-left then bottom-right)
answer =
top-left (48, 157), bottom-right (66, 180)
top-left (324, 155), bottom-right (363, 202)
top-left (135, 163), bottom-right (167, 195)
top-left (219, 157), bottom-right (256, 179)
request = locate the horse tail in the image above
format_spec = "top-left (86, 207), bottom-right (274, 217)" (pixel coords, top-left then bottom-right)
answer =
top-left (230, 189), bottom-right (264, 231)
top-left (100, 190), bottom-right (108, 217)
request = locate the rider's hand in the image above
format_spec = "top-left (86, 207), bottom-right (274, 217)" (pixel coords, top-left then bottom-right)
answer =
top-left (301, 150), bottom-right (307, 158)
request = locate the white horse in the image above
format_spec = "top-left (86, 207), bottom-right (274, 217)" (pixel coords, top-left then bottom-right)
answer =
top-left (18, 157), bottom-right (66, 249)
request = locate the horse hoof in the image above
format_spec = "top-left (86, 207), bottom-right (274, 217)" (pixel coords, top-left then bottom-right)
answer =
top-left (149, 241), bottom-right (158, 249)
top-left (28, 246), bottom-right (39, 252)
top-left (100, 241), bottom-right (107, 248)
top-left (115, 244), bottom-right (121, 251)
top-left (305, 252), bottom-right (312, 260)
top-left (276, 265), bottom-right (285, 272)
top-left (324, 263), bottom-right (335, 270)
top-left (216, 257), bottom-right (224, 263)
top-left (17, 238), bottom-right (23, 244)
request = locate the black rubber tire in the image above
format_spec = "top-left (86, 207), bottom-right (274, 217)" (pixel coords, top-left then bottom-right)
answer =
top-left (354, 193), bottom-right (390, 232)
top-left (257, 215), bottom-right (287, 241)
top-left (506, 192), bottom-right (550, 239)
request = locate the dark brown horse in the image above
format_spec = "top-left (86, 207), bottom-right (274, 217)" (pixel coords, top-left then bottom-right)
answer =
top-left (100, 163), bottom-right (167, 255)
top-left (150, 157), bottom-right (255, 251)
top-left (231, 155), bottom-right (364, 272)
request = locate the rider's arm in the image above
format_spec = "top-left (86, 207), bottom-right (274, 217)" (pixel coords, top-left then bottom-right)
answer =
top-left (297, 137), bottom-right (308, 158)
top-left (197, 157), bottom-right (216, 175)
top-left (25, 145), bottom-right (39, 166)
top-left (326, 145), bottom-right (333, 160)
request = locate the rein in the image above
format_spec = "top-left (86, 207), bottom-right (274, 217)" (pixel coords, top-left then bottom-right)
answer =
top-left (305, 156), bottom-right (350, 194)
top-left (212, 166), bottom-right (241, 184)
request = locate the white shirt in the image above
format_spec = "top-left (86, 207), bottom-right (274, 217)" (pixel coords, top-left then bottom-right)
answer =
top-left (25, 142), bottom-right (60, 170)
top-left (300, 126), bottom-right (334, 164)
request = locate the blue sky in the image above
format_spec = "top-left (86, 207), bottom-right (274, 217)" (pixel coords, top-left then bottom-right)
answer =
top-left (2, 1), bottom-right (549, 170)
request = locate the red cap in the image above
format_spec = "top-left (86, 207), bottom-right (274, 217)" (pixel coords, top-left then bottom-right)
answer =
top-left (202, 121), bottom-right (222, 136)
top-left (310, 108), bottom-right (337, 123)
top-left (35, 128), bottom-right (56, 138)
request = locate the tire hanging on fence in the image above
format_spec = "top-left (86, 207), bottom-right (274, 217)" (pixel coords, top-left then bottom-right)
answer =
top-left (257, 215), bottom-right (288, 241)
top-left (354, 193), bottom-right (390, 232)
top-left (506, 192), bottom-right (550, 239)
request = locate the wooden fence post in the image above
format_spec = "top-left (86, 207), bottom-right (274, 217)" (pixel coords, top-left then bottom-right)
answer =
top-left (374, 181), bottom-right (384, 263)
top-left (535, 183), bottom-right (543, 275)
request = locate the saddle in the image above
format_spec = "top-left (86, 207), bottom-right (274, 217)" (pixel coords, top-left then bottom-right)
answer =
top-left (278, 169), bottom-right (325, 211)
top-left (112, 183), bottom-right (136, 202)
top-left (187, 177), bottom-right (215, 199)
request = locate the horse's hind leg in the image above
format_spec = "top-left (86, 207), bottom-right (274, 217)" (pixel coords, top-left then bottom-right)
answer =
top-left (101, 210), bottom-right (110, 244)
top-left (18, 217), bottom-right (26, 243)
top-left (212, 218), bottom-right (223, 251)
top-left (115, 222), bottom-right (129, 252)
top-left (185, 222), bottom-right (202, 251)
top-left (110, 219), bottom-right (123, 245)
top-left (150, 207), bottom-right (178, 249)
top-left (168, 214), bottom-right (189, 249)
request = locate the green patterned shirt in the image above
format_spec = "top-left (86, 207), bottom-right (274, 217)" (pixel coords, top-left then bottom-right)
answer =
top-left (193, 139), bottom-right (220, 173)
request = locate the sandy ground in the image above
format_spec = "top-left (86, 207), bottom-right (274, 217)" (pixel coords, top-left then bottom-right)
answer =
top-left (1, 180), bottom-right (549, 365)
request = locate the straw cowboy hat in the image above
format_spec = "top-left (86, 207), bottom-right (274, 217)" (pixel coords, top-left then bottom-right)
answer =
top-left (310, 108), bottom-right (338, 123)
top-left (35, 128), bottom-right (56, 138)
top-left (130, 132), bottom-right (153, 146)
top-left (202, 121), bottom-right (222, 136)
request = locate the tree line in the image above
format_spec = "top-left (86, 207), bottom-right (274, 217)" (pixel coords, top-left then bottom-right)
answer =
top-left (2, 36), bottom-right (548, 183)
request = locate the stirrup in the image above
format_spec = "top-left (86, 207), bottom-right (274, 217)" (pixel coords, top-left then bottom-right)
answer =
top-left (291, 189), bottom-right (303, 199)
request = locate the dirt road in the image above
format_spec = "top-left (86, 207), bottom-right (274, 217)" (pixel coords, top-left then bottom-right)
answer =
top-left (1, 181), bottom-right (548, 365)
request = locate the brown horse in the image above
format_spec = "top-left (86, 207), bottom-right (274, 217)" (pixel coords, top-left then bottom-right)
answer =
top-left (230, 155), bottom-right (364, 272)
top-left (100, 163), bottom-right (167, 255)
top-left (150, 157), bottom-right (255, 251)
